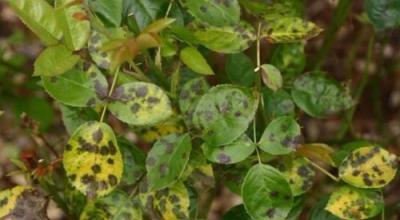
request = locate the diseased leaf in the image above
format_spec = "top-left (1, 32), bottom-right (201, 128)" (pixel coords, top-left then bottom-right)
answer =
top-left (259, 116), bottom-right (301, 155)
top-left (180, 47), bottom-right (214, 75)
top-left (180, 0), bottom-right (240, 27)
top-left (193, 85), bottom-right (258, 146)
top-left (297, 143), bottom-right (336, 167)
top-left (192, 22), bottom-right (256, 54)
top-left (338, 146), bottom-right (398, 188)
top-left (118, 138), bottom-right (146, 185)
top-left (261, 1), bottom-right (303, 21)
top-left (139, 180), bottom-right (190, 220)
top-left (262, 88), bottom-right (295, 118)
top-left (123, 0), bottom-right (167, 31)
top-left (42, 64), bottom-right (108, 107)
top-left (309, 196), bottom-right (341, 220)
top-left (225, 53), bottom-right (256, 87)
top-left (34, 45), bottom-right (80, 76)
top-left (333, 140), bottom-right (371, 166)
top-left (88, 0), bottom-right (123, 27)
top-left (0, 186), bottom-right (48, 220)
top-left (108, 82), bottom-right (173, 126)
top-left (56, 0), bottom-right (91, 51)
top-left (262, 17), bottom-right (322, 43)
top-left (63, 122), bottom-right (123, 198)
top-left (139, 119), bottom-right (185, 143)
top-left (277, 157), bottom-right (315, 196)
top-left (146, 133), bottom-right (192, 191)
top-left (241, 164), bottom-right (293, 220)
top-left (80, 190), bottom-right (142, 220)
top-left (365, 0), bottom-right (400, 31)
top-left (201, 134), bottom-right (255, 164)
top-left (260, 64), bottom-right (283, 92)
top-left (291, 73), bottom-right (354, 118)
top-left (325, 186), bottom-right (383, 220)
top-left (8, 0), bottom-right (62, 45)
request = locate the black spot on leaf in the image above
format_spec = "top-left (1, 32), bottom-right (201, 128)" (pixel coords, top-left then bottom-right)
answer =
top-left (108, 175), bottom-right (118, 186)
top-left (92, 129), bottom-right (103, 143)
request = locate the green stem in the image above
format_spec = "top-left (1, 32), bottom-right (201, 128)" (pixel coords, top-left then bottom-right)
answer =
top-left (100, 66), bottom-right (120, 122)
top-left (336, 33), bottom-right (375, 140)
top-left (305, 158), bottom-right (339, 182)
top-left (312, 0), bottom-right (355, 70)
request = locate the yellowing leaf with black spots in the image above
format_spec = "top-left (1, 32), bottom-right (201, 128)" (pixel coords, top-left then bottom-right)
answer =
top-left (201, 134), bottom-right (255, 164)
top-left (63, 122), bottom-right (123, 198)
top-left (259, 116), bottom-right (301, 155)
top-left (339, 146), bottom-right (398, 188)
top-left (262, 17), bottom-right (322, 44)
top-left (192, 22), bottom-right (256, 54)
top-left (108, 82), bottom-right (173, 126)
top-left (0, 186), bottom-right (48, 219)
top-left (241, 164), bottom-right (293, 220)
top-left (139, 119), bottom-right (185, 144)
top-left (42, 63), bottom-right (108, 107)
top-left (146, 133), bottom-right (192, 191)
top-left (277, 157), bottom-right (315, 196)
top-left (193, 85), bottom-right (258, 146)
top-left (80, 190), bottom-right (142, 220)
top-left (139, 181), bottom-right (190, 220)
top-left (325, 186), bottom-right (383, 220)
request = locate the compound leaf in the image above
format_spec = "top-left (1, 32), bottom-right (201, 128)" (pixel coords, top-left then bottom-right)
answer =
top-left (339, 146), bottom-right (398, 188)
top-left (201, 134), bottom-right (255, 164)
top-left (8, 0), bottom-right (62, 45)
top-left (63, 122), bottom-right (123, 198)
top-left (259, 116), bottom-right (301, 155)
top-left (146, 133), bottom-right (192, 191)
top-left (325, 186), bottom-right (383, 220)
top-left (108, 82), bottom-right (173, 126)
top-left (193, 85), bottom-right (258, 146)
top-left (241, 164), bottom-right (293, 220)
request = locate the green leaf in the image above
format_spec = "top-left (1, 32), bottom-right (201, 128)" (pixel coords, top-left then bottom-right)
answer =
top-left (180, 0), bottom-right (240, 27)
top-left (262, 17), bottom-right (322, 43)
top-left (8, 0), bottom-right (62, 45)
top-left (192, 21), bottom-right (256, 54)
top-left (123, 0), bottom-right (167, 31)
top-left (88, 0), bottom-right (123, 27)
top-left (180, 47), bottom-right (214, 75)
top-left (259, 116), bottom-right (301, 155)
top-left (291, 73), bottom-right (354, 118)
top-left (277, 157), bottom-right (315, 196)
top-left (225, 53), bottom-right (256, 87)
top-left (146, 133), bottom-right (192, 191)
top-left (325, 185), bottom-right (383, 220)
top-left (34, 45), bottom-right (80, 76)
top-left (260, 64), bottom-right (283, 92)
top-left (270, 43), bottom-right (305, 79)
top-left (0, 187), bottom-right (47, 219)
top-left (108, 82), bottom-right (173, 126)
top-left (201, 134), bottom-right (256, 164)
top-left (139, 181), bottom-right (190, 219)
top-left (223, 204), bottom-right (252, 220)
top-left (261, 0), bottom-right (303, 21)
top-left (365, 0), bottom-right (400, 31)
top-left (42, 64), bottom-right (108, 107)
top-left (262, 88), bottom-right (295, 118)
top-left (118, 138), bottom-right (146, 185)
top-left (309, 196), bottom-right (341, 220)
top-left (59, 105), bottom-right (99, 135)
top-left (80, 190), bottom-right (142, 220)
top-left (338, 146), bottom-right (398, 188)
top-left (63, 121), bottom-right (123, 198)
top-left (241, 164), bottom-right (293, 220)
top-left (55, 0), bottom-right (91, 51)
top-left (286, 195), bottom-right (306, 220)
top-left (193, 85), bottom-right (258, 146)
